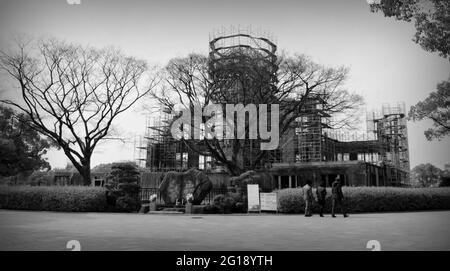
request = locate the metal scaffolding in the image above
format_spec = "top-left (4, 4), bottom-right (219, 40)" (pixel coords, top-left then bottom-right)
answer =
top-left (366, 102), bottom-right (410, 185)
top-left (288, 100), bottom-right (410, 185)
top-left (141, 106), bottom-right (187, 172)
top-left (140, 27), bottom-right (411, 186)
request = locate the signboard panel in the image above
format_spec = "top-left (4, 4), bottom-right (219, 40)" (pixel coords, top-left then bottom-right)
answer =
top-left (260, 192), bottom-right (278, 212)
top-left (247, 184), bottom-right (260, 212)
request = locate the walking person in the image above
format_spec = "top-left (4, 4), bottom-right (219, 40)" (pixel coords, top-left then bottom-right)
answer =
top-left (303, 180), bottom-right (313, 217)
top-left (331, 177), bottom-right (348, 218)
top-left (316, 181), bottom-right (327, 217)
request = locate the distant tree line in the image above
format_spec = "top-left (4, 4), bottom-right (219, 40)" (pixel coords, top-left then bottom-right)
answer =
top-left (411, 163), bottom-right (450, 187)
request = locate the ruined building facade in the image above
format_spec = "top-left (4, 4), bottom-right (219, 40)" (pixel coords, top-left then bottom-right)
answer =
top-left (139, 29), bottom-right (410, 188)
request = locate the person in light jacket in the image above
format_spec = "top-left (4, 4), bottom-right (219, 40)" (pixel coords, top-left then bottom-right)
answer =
top-left (303, 180), bottom-right (313, 217)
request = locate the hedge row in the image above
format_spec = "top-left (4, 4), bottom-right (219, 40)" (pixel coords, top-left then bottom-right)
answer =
top-left (277, 187), bottom-right (450, 213)
top-left (0, 186), bottom-right (108, 212)
top-left (2, 186), bottom-right (450, 213)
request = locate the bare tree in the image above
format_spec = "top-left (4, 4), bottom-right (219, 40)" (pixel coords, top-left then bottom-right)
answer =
top-left (150, 52), bottom-right (363, 176)
top-left (0, 38), bottom-right (158, 184)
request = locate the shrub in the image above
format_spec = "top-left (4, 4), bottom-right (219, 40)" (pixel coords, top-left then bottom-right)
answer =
top-left (228, 192), bottom-right (247, 213)
top-left (28, 171), bottom-right (54, 186)
top-left (206, 192), bottom-right (249, 214)
top-left (117, 183), bottom-right (140, 194)
top-left (277, 187), bottom-right (450, 213)
top-left (115, 196), bottom-right (140, 212)
top-left (0, 185), bottom-right (108, 212)
top-left (203, 204), bottom-right (221, 214)
top-left (105, 162), bottom-right (140, 212)
top-left (204, 194), bottom-right (236, 214)
top-left (277, 188), bottom-right (305, 213)
top-left (234, 202), bottom-right (246, 213)
top-left (213, 194), bottom-right (235, 214)
top-left (440, 176), bottom-right (450, 187)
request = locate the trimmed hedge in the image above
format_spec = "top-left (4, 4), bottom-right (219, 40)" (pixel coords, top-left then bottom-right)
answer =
top-left (277, 187), bottom-right (450, 213)
top-left (2, 186), bottom-right (450, 214)
top-left (0, 186), bottom-right (108, 212)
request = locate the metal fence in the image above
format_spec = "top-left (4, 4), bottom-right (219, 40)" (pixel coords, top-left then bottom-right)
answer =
top-left (139, 187), bottom-right (162, 203)
top-left (139, 187), bottom-right (229, 205)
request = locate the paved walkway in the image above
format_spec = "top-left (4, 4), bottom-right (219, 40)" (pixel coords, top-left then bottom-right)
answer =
top-left (0, 210), bottom-right (449, 250)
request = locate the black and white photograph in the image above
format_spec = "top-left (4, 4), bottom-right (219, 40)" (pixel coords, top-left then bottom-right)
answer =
top-left (0, 0), bottom-right (449, 256)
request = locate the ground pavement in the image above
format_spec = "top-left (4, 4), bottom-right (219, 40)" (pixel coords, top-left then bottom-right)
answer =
top-left (0, 210), bottom-right (449, 250)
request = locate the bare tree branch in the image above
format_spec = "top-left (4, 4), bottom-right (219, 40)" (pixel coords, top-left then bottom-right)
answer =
top-left (0, 37), bottom-right (159, 184)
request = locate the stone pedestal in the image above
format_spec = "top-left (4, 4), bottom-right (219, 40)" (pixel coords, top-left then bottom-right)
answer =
top-left (185, 203), bottom-right (193, 214)
top-left (138, 204), bottom-right (149, 214)
top-left (149, 202), bottom-right (157, 212)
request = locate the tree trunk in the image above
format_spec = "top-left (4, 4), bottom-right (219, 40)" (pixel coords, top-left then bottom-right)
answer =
top-left (81, 156), bottom-right (92, 186)
top-left (226, 163), bottom-right (244, 177)
top-left (80, 167), bottom-right (91, 186)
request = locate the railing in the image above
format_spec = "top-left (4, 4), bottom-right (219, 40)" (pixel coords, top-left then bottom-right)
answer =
top-left (139, 187), bottom-right (163, 203)
top-left (139, 187), bottom-right (229, 205)
top-left (201, 188), bottom-right (229, 204)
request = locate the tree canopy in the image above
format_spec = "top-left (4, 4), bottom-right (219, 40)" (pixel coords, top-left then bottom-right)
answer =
top-left (0, 105), bottom-right (55, 176)
top-left (370, 0), bottom-right (450, 59)
top-left (408, 77), bottom-right (450, 140)
top-left (411, 163), bottom-right (443, 187)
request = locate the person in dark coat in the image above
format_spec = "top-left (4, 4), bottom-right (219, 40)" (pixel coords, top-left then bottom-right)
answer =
top-left (331, 177), bottom-right (348, 218)
top-left (303, 180), bottom-right (313, 217)
top-left (316, 181), bottom-right (327, 217)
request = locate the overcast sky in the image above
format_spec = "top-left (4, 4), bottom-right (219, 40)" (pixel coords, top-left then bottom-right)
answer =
top-left (0, 0), bottom-right (449, 169)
